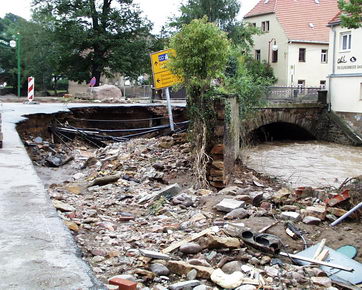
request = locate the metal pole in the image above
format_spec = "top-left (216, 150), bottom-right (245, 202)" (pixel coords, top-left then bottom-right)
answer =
top-left (330, 202), bottom-right (362, 227)
top-left (165, 87), bottom-right (174, 131)
top-left (16, 33), bottom-right (21, 97)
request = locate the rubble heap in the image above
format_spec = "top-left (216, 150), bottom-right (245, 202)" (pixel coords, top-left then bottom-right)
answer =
top-left (29, 134), bottom-right (362, 289)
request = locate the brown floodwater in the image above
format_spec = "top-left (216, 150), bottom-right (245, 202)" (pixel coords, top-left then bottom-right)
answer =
top-left (241, 141), bottom-right (362, 188)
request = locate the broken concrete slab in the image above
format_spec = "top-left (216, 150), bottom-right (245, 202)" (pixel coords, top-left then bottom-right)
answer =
top-left (302, 205), bottom-right (327, 220)
top-left (52, 200), bottom-right (75, 212)
top-left (280, 211), bottom-right (300, 221)
top-left (168, 280), bottom-right (201, 290)
top-left (215, 199), bottom-right (245, 213)
top-left (139, 249), bottom-right (171, 260)
top-left (303, 216), bottom-right (321, 225)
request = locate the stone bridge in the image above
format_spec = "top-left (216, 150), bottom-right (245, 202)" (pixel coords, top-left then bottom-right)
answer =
top-left (239, 103), bottom-right (362, 145)
top-left (207, 98), bottom-right (362, 188)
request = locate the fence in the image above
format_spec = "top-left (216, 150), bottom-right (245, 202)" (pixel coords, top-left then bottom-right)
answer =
top-left (120, 85), bottom-right (187, 101)
top-left (264, 86), bottom-right (322, 103)
top-left (120, 85), bottom-right (153, 100)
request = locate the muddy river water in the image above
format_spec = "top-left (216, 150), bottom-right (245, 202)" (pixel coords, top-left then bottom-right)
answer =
top-left (241, 141), bottom-right (362, 188)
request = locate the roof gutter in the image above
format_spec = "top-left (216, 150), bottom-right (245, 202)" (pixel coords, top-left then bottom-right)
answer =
top-left (243, 12), bottom-right (274, 19)
top-left (327, 21), bottom-right (341, 27)
top-left (288, 40), bottom-right (329, 45)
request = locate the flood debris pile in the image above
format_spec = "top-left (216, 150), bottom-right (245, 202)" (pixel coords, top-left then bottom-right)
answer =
top-left (38, 134), bottom-right (362, 289)
top-left (23, 135), bottom-right (75, 167)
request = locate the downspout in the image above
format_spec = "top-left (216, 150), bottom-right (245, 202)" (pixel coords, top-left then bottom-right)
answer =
top-left (328, 26), bottom-right (337, 112)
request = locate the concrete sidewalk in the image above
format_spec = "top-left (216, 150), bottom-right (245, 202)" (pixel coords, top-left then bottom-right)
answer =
top-left (0, 103), bottom-right (104, 289)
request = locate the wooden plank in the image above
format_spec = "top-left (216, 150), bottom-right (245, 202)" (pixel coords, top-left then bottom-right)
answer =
top-left (316, 249), bottom-right (329, 261)
top-left (313, 239), bottom-right (326, 259)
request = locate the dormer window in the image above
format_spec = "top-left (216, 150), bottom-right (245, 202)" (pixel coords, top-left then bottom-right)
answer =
top-left (264, 0), bottom-right (269, 3)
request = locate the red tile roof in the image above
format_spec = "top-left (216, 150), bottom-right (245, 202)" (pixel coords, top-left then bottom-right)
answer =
top-left (244, 0), bottom-right (277, 18)
top-left (244, 0), bottom-right (340, 43)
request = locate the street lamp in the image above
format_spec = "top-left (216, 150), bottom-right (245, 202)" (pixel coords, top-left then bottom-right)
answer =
top-left (268, 38), bottom-right (278, 64)
top-left (9, 33), bottom-right (21, 97)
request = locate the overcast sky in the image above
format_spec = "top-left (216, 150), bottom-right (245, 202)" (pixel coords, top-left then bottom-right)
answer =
top-left (0, 0), bottom-right (259, 33)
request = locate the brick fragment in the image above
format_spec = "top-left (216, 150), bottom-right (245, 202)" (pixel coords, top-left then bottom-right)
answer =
top-left (109, 278), bottom-right (137, 290)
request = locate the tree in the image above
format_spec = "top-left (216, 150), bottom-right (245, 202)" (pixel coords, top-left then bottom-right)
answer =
top-left (0, 13), bottom-right (65, 95)
top-left (32, 0), bottom-right (153, 86)
top-left (338, 0), bottom-right (362, 29)
top-left (0, 14), bottom-right (26, 93)
top-left (169, 0), bottom-right (259, 52)
top-left (171, 0), bottom-right (240, 30)
top-left (169, 18), bottom-right (231, 187)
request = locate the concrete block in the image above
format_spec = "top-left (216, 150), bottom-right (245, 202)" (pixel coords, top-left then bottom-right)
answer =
top-left (281, 211), bottom-right (301, 221)
top-left (215, 198), bottom-right (245, 213)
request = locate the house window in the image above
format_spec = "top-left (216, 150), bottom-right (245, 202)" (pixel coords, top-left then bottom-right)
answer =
top-left (262, 21), bottom-right (270, 32)
top-left (255, 49), bottom-right (261, 61)
top-left (320, 80), bottom-right (326, 89)
top-left (299, 48), bottom-right (306, 62)
top-left (321, 49), bottom-right (328, 63)
top-left (341, 32), bottom-right (352, 51)
top-left (251, 23), bottom-right (256, 27)
top-left (297, 80), bottom-right (305, 90)
top-left (272, 49), bottom-right (278, 63)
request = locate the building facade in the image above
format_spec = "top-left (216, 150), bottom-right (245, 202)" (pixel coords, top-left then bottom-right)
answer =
top-left (328, 15), bottom-right (362, 113)
top-left (244, 0), bottom-right (339, 87)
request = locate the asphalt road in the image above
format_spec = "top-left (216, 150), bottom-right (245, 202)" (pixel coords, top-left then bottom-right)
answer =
top-left (0, 102), bottom-right (108, 289)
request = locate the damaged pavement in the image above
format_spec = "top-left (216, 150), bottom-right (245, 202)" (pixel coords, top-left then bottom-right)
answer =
top-left (22, 129), bottom-right (362, 290)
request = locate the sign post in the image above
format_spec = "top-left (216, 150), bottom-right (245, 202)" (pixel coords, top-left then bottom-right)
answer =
top-left (150, 49), bottom-right (181, 132)
top-left (164, 87), bottom-right (174, 131)
top-left (27, 76), bottom-right (34, 102)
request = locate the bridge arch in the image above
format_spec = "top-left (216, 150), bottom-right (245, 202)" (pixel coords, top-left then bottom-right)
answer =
top-left (240, 107), bottom-right (323, 144)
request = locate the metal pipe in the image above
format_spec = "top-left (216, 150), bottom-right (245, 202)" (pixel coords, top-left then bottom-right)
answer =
top-left (330, 202), bottom-right (362, 227)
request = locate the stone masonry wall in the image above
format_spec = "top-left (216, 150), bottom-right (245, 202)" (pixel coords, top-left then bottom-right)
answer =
top-left (207, 97), bottom-right (239, 189)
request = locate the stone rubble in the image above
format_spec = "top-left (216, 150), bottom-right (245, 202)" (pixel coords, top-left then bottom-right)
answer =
top-left (25, 133), bottom-right (362, 289)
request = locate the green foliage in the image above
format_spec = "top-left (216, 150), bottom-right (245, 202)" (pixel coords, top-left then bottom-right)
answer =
top-left (338, 0), bottom-right (362, 29)
top-left (32, 0), bottom-right (153, 85)
top-left (0, 13), bottom-right (70, 94)
top-left (225, 49), bottom-right (276, 117)
top-left (171, 0), bottom-right (240, 30)
top-left (169, 18), bottom-right (231, 187)
top-left (169, 18), bottom-right (230, 96)
top-left (168, 0), bottom-right (259, 52)
top-left (0, 14), bottom-right (24, 91)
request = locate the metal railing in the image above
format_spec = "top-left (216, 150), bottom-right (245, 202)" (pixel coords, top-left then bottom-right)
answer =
top-left (264, 86), bottom-right (323, 103)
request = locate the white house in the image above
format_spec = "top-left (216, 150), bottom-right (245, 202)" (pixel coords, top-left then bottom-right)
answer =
top-left (244, 0), bottom-right (339, 87)
top-left (327, 13), bottom-right (362, 115)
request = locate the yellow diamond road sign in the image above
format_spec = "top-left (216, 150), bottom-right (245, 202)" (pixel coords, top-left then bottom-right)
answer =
top-left (150, 49), bottom-right (181, 90)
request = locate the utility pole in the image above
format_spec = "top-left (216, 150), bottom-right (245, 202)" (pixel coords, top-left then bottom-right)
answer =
top-left (16, 33), bottom-right (21, 97)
